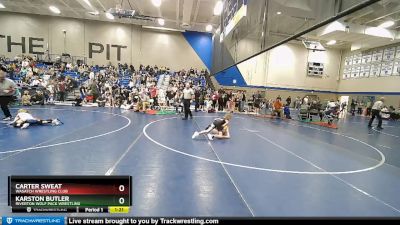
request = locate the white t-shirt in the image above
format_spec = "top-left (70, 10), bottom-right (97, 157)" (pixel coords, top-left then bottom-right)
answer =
top-left (303, 97), bottom-right (309, 105)
top-left (0, 78), bottom-right (17, 96)
top-left (183, 88), bottom-right (194, 100)
top-left (326, 102), bottom-right (337, 110)
top-left (16, 112), bottom-right (35, 121)
top-left (372, 101), bottom-right (384, 110)
top-left (31, 79), bottom-right (41, 86)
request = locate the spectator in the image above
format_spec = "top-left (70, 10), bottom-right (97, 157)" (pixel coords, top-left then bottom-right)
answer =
top-left (284, 104), bottom-right (291, 119)
top-left (57, 79), bottom-right (66, 102)
top-left (273, 98), bottom-right (284, 118)
top-left (74, 95), bottom-right (83, 106)
top-left (21, 91), bottom-right (32, 106)
top-left (286, 96), bottom-right (292, 107)
top-left (31, 90), bottom-right (45, 105)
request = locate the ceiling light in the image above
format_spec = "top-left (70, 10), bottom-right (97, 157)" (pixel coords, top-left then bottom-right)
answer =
top-left (214, 1), bottom-right (223, 16)
top-left (206, 24), bottom-right (213, 32)
top-left (89, 11), bottom-right (99, 16)
top-left (105, 12), bottom-right (114, 20)
top-left (152, 0), bottom-right (162, 7)
top-left (326, 40), bottom-right (336, 45)
top-left (83, 0), bottom-right (92, 7)
top-left (49, 6), bottom-right (61, 14)
top-left (142, 26), bottom-right (185, 32)
top-left (277, 11), bottom-right (282, 15)
top-left (0, 3), bottom-right (5, 8)
top-left (378, 20), bottom-right (395, 29)
top-left (158, 18), bottom-right (165, 26)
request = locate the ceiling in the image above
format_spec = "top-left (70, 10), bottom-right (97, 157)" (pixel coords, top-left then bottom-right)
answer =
top-left (309, 0), bottom-right (400, 50)
top-left (222, 0), bottom-right (400, 52)
top-left (0, 0), bottom-right (220, 32)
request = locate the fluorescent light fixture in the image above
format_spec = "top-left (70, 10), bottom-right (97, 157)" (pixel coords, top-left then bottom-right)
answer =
top-left (83, 0), bottom-right (92, 7)
top-left (378, 20), bottom-right (395, 28)
top-left (142, 26), bottom-right (185, 32)
top-left (219, 34), bottom-right (224, 43)
top-left (206, 24), bottom-right (213, 32)
top-left (105, 12), bottom-right (114, 20)
top-left (88, 11), bottom-right (99, 16)
top-left (0, 3), bottom-right (5, 8)
top-left (158, 18), bottom-right (165, 26)
top-left (277, 11), bottom-right (282, 15)
top-left (214, 1), bottom-right (223, 16)
top-left (365, 27), bottom-right (393, 38)
top-left (49, 6), bottom-right (61, 14)
top-left (152, 0), bottom-right (162, 7)
top-left (326, 40), bottom-right (336, 45)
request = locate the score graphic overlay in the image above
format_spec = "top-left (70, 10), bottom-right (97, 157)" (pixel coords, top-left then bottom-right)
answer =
top-left (8, 176), bottom-right (132, 213)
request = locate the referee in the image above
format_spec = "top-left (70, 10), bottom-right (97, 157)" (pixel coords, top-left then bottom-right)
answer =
top-left (182, 83), bottom-right (194, 120)
top-left (0, 65), bottom-right (17, 121)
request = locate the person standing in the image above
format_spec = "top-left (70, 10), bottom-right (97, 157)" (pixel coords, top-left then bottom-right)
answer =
top-left (182, 83), bottom-right (194, 120)
top-left (90, 81), bottom-right (99, 103)
top-left (57, 79), bottom-right (66, 102)
top-left (0, 66), bottom-right (17, 121)
top-left (368, 97), bottom-right (385, 129)
top-left (194, 86), bottom-right (201, 112)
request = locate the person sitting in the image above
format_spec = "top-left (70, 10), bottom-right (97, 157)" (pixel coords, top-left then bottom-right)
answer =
top-left (141, 92), bottom-right (151, 112)
top-left (120, 100), bottom-right (133, 110)
top-left (9, 109), bottom-right (62, 129)
top-left (74, 95), bottom-right (83, 106)
top-left (284, 104), bottom-right (291, 119)
top-left (21, 90), bottom-right (32, 106)
top-left (324, 99), bottom-right (339, 124)
top-left (381, 106), bottom-right (390, 120)
top-left (192, 113), bottom-right (232, 140)
top-left (174, 90), bottom-right (183, 114)
top-left (31, 90), bottom-right (45, 105)
top-left (272, 98), bottom-right (283, 118)
top-left (96, 94), bottom-right (106, 107)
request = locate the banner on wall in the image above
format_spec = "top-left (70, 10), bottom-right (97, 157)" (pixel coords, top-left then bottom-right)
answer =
top-left (221, 0), bottom-right (247, 38)
top-left (0, 34), bottom-right (127, 62)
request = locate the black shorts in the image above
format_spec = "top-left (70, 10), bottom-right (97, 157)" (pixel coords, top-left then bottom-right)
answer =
top-left (206, 123), bottom-right (223, 132)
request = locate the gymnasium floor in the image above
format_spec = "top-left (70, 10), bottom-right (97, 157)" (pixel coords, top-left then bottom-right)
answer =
top-left (0, 105), bottom-right (399, 217)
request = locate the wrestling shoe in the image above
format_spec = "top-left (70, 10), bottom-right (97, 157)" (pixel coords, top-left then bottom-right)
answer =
top-left (21, 123), bottom-right (30, 129)
top-left (207, 134), bottom-right (214, 141)
top-left (192, 131), bottom-right (199, 139)
top-left (2, 116), bottom-right (12, 121)
top-left (52, 119), bottom-right (63, 126)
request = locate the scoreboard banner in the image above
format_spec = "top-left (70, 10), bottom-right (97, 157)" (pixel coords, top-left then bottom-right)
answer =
top-left (0, 217), bottom-right (388, 225)
top-left (221, 0), bottom-right (247, 37)
top-left (8, 176), bottom-right (131, 213)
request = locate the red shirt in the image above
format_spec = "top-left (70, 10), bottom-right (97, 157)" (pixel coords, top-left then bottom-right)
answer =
top-left (150, 87), bottom-right (157, 98)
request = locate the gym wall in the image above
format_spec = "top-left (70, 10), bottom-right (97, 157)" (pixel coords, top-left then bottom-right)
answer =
top-left (338, 47), bottom-right (400, 94)
top-left (214, 42), bottom-right (342, 93)
top-left (0, 12), bottom-right (212, 71)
